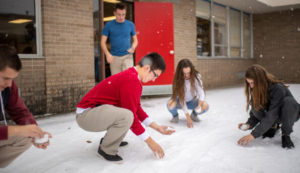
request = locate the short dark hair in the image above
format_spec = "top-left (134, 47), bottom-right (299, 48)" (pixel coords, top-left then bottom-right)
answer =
top-left (0, 45), bottom-right (22, 71)
top-left (138, 52), bottom-right (166, 73)
top-left (114, 3), bottom-right (126, 11)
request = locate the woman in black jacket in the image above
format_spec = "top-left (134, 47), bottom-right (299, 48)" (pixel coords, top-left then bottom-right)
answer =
top-left (237, 64), bottom-right (300, 149)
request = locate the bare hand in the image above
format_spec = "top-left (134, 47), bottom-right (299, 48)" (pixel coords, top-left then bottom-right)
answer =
top-left (32, 131), bottom-right (52, 149)
top-left (157, 125), bottom-right (175, 135)
top-left (196, 101), bottom-right (209, 113)
top-left (145, 137), bottom-right (165, 159)
top-left (8, 125), bottom-right (45, 138)
top-left (238, 134), bottom-right (254, 146)
top-left (106, 53), bottom-right (113, 64)
top-left (127, 47), bottom-right (135, 54)
top-left (186, 116), bottom-right (194, 128)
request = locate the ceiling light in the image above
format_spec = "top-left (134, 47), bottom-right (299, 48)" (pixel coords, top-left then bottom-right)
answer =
top-left (103, 0), bottom-right (120, 3)
top-left (104, 16), bottom-right (116, 22)
top-left (8, 19), bottom-right (32, 24)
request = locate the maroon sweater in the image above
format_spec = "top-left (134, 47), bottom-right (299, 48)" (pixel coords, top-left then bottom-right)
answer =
top-left (0, 81), bottom-right (37, 140)
top-left (77, 67), bottom-right (149, 137)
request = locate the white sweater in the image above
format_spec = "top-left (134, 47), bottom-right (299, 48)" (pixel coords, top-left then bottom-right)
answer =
top-left (182, 74), bottom-right (205, 114)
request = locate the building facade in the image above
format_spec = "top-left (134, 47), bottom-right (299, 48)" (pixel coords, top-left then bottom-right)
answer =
top-left (0, 0), bottom-right (299, 115)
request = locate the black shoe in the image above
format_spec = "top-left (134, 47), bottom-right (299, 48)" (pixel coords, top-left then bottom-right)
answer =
top-left (282, 135), bottom-right (295, 149)
top-left (98, 147), bottom-right (123, 163)
top-left (262, 123), bottom-right (279, 138)
top-left (100, 138), bottom-right (128, 147)
top-left (190, 110), bottom-right (200, 122)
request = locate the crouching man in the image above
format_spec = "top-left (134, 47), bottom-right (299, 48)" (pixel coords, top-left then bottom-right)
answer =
top-left (76, 52), bottom-right (175, 163)
top-left (0, 45), bottom-right (51, 168)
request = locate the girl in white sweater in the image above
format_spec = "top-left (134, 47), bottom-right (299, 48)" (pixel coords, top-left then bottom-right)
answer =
top-left (167, 59), bottom-right (209, 128)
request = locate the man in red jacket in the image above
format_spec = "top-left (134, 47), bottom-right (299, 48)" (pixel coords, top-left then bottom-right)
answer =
top-left (76, 52), bottom-right (175, 163)
top-left (0, 45), bottom-right (51, 168)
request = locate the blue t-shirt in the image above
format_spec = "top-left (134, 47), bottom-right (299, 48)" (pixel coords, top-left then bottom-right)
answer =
top-left (102, 20), bottom-right (136, 56)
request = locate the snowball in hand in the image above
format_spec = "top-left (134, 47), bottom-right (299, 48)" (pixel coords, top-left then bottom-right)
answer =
top-left (34, 134), bottom-right (49, 144)
top-left (240, 124), bottom-right (248, 131)
top-left (166, 127), bottom-right (174, 131)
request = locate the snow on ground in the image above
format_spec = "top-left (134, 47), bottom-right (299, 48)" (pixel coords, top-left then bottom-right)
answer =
top-left (1, 85), bottom-right (300, 173)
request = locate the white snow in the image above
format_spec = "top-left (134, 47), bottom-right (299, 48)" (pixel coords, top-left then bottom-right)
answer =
top-left (1, 84), bottom-right (300, 173)
top-left (34, 134), bottom-right (49, 144)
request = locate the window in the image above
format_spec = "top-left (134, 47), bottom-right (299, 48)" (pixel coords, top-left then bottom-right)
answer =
top-left (0, 0), bottom-right (42, 57)
top-left (230, 8), bottom-right (241, 57)
top-left (213, 3), bottom-right (227, 56)
top-left (196, 0), bottom-right (252, 58)
top-left (196, 0), bottom-right (211, 56)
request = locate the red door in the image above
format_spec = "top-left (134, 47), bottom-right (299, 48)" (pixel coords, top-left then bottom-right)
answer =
top-left (134, 2), bottom-right (174, 85)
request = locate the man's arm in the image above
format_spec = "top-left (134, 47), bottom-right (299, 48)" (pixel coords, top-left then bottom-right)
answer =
top-left (100, 35), bottom-right (113, 64)
top-left (127, 35), bottom-right (138, 54)
top-left (145, 122), bottom-right (175, 158)
top-left (1, 81), bottom-right (51, 148)
top-left (246, 111), bottom-right (260, 129)
top-left (5, 81), bottom-right (36, 125)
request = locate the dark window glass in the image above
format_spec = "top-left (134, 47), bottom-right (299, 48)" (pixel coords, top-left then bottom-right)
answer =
top-left (0, 0), bottom-right (36, 54)
top-left (197, 18), bottom-right (211, 56)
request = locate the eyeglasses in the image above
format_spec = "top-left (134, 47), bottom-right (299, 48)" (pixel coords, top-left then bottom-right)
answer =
top-left (151, 69), bottom-right (158, 78)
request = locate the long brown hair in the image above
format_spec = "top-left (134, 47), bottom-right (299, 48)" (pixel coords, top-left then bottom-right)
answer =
top-left (171, 59), bottom-right (201, 106)
top-left (244, 64), bottom-right (287, 111)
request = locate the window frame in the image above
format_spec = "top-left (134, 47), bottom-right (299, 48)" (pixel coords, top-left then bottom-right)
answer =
top-left (196, 0), bottom-right (253, 59)
top-left (18, 0), bottom-right (43, 58)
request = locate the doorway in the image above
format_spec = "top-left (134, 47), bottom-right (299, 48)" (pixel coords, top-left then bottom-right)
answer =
top-left (93, 0), bottom-right (134, 82)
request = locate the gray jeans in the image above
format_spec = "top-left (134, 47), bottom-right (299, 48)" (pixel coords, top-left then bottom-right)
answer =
top-left (76, 104), bottom-right (133, 155)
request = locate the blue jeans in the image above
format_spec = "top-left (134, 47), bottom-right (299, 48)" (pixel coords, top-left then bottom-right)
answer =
top-left (167, 99), bottom-right (199, 117)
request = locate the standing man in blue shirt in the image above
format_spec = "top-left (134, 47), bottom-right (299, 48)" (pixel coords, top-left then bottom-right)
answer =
top-left (101, 3), bottom-right (138, 75)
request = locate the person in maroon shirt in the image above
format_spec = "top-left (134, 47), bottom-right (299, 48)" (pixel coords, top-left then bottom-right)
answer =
top-left (76, 52), bottom-right (175, 163)
top-left (0, 45), bottom-right (51, 168)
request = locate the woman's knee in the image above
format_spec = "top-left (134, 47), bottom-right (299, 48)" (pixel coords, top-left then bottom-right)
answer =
top-left (202, 101), bottom-right (209, 111)
top-left (167, 99), bottom-right (177, 110)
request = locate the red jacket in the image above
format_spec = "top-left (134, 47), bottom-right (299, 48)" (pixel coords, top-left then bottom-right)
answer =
top-left (0, 81), bottom-right (37, 140)
top-left (77, 67), bottom-right (149, 137)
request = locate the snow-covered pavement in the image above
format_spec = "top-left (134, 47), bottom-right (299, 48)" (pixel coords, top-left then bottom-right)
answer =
top-left (1, 84), bottom-right (300, 173)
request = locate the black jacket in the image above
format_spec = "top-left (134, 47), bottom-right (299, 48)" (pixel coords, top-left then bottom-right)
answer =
top-left (246, 83), bottom-right (295, 138)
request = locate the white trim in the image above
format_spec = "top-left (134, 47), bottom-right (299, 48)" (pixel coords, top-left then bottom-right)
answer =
top-left (241, 12), bottom-right (244, 58)
top-left (250, 14), bottom-right (254, 58)
top-left (210, 0), bottom-right (215, 57)
top-left (227, 6), bottom-right (230, 58)
top-left (76, 107), bottom-right (91, 114)
top-left (19, 54), bottom-right (44, 59)
top-left (142, 85), bottom-right (172, 96)
top-left (138, 131), bottom-right (150, 141)
top-left (142, 117), bottom-right (153, 126)
top-left (20, 0), bottom-right (43, 58)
